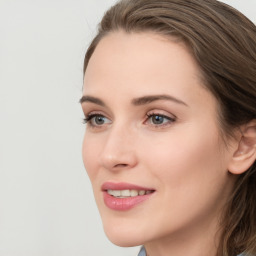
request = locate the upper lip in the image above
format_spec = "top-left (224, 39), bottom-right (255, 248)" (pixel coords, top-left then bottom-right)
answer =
top-left (101, 182), bottom-right (155, 191)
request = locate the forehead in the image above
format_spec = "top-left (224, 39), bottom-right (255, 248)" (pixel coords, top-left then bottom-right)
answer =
top-left (84, 31), bottom-right (203, 96)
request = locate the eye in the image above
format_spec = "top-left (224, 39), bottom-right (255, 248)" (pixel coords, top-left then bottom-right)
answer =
top-left (83, 114), bottom-right (112, 127)
top-left (145, 113), bottom-right (176, 127)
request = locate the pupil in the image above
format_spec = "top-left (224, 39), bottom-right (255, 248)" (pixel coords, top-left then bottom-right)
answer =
top-left (96, 116), bottom-right (104, 125)
top-left (153, 115), bottom-right (163, 124)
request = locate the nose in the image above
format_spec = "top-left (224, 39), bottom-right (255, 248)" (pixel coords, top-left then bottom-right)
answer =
top-left (99, 125), bottom-right (138, 172)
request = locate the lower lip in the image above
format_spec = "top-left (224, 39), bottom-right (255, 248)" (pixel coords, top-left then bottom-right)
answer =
top-left (103, 191), bottom-right (154, 211)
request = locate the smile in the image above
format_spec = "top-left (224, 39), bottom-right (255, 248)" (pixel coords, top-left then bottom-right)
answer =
top-left (107, 189), bottom-right (154, 198)
top-left (102, 182), bottom-right (155, 211)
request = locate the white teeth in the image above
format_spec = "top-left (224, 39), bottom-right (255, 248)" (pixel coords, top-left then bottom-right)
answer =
top-left (139, 190), bottom-right (146, 196)
top-left (130, 190), bottom-right (139, 197)
top-left (111, 190), bottom-right (121, 197)
top-left (121, 190), bottom-right (130, 197)
top-left (107, 189), bottom-right (152, 198)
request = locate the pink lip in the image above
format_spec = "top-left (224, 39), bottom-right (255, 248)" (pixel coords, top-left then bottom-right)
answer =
top-left (102, 182), bottom-right (155, 211)
top-left (101, 182), bottom-right (154, 191)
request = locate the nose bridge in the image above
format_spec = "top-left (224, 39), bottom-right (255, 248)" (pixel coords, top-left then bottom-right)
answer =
top-left (99, 122), bottom-right (137, 171)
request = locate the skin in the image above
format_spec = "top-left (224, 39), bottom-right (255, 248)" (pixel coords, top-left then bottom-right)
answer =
top-left (81, 31), bottom-right (238, 256)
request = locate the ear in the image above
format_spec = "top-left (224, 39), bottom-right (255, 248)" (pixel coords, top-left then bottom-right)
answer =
top-left (228, 120), bottom-right (256, 175)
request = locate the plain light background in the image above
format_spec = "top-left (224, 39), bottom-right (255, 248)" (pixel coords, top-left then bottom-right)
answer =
top-left (0, 1), bottom-right (255, 255)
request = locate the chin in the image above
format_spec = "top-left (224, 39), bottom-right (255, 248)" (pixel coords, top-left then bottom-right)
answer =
top-left (102, 221), bottom-right (145, 247)
top-left (106, 235), bottom-right (142, 247)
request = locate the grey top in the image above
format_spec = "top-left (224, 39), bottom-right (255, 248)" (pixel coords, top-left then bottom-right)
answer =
top-left (138, 247), bottom-right (146, 256)
top-left (138, 246), bottom-right (246, 256)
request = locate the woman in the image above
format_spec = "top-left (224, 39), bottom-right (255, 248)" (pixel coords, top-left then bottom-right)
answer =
top-left (80, 0), bottom-right (256, 255)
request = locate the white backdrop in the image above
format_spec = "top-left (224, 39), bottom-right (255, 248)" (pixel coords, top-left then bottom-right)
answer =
top-left (0, 1), bottom-right (255, 256)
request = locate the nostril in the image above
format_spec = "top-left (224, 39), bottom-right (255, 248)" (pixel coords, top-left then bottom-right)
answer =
top-left (114, 163), bottom-right (128, 168)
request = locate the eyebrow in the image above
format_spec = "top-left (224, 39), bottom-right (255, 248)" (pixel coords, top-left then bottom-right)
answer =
top-left (79, 94), bottom-right (188, 107)
top-left (79, 96), bottom-right (106, 106)
top-left (132, 94), bottom-right (188, 106)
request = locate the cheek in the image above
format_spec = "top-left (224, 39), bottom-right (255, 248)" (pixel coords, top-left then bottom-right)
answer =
top-left (136, 125), bottom-right (231, 233)
top-left (141, 124), bottom-right (226, 190)
top-left (82, 134), bottom-right (100, 182)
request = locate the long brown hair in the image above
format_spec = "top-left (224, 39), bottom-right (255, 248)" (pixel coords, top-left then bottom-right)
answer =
top-left (83, 0), bottom-right (256, 255)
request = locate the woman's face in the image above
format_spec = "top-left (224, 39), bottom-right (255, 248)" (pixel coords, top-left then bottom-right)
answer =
top-left (81, 32), bottom-right (235, 247)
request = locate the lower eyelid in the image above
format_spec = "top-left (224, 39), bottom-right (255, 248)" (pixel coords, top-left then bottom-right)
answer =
top-left (85, 114), bottom-right (112, 128)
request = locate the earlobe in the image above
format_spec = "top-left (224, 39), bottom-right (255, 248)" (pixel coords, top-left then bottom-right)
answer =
top-left (228, 120), bottom-right (256, 175)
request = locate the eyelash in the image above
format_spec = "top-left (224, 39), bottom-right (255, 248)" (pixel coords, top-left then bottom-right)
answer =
top-left (145, 113), bottom-right (176, 128)
top-left (83, 112), bottom-right (176, 129)
top-left (83, 113), bottom-right (110, 127)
